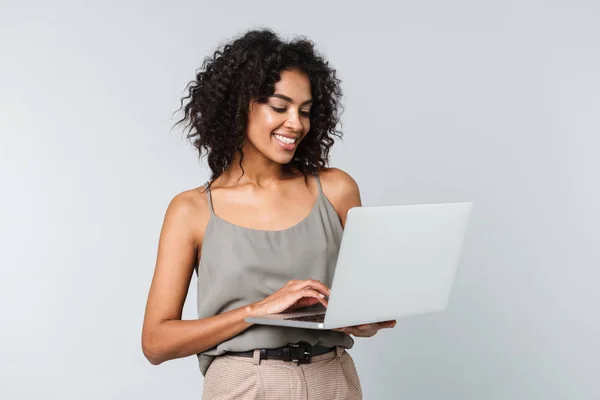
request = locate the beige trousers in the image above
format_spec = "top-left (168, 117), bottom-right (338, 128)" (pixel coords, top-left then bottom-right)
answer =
top-left (202, 347), bottom-right (362, 399)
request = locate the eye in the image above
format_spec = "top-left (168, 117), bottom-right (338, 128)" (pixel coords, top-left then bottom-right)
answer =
top-left (271, 106), bottom-right (310, 118)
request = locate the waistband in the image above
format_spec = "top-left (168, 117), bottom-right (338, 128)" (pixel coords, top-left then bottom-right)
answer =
top-left (225, 342), bottom-right (335, 364)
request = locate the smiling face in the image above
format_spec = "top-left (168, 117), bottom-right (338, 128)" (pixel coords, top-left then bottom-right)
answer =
top-left (244, 69), bottom-right (313, 165)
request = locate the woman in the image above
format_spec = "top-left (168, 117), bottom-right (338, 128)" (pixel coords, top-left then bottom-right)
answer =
top-left (142, 29), bottom-right (396, 399)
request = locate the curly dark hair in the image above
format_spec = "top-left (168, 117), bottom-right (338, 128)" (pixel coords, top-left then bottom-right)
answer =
top-left (174, 28), bottom-right (344, 185)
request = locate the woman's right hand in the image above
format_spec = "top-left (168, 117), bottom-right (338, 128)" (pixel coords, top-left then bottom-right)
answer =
top-left (250, 279), bottom-right (331, 317)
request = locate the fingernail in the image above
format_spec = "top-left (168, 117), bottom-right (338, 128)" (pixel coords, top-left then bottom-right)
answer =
top-left (319, 293), bottom-right (325, 298)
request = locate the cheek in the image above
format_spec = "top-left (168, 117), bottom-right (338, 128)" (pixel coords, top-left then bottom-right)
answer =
top-left (301, 119), bottom-right (311, 137)
top-left (264, 113), bottom-right (280, 129)
top-left (247, 110), bottom-right (277, 138)
top-left (258, 110), bottom-right (283, 132)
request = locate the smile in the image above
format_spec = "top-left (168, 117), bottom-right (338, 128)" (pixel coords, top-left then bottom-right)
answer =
top-left (272, 133), bottom-right (300, 151)
top-left (273, 134), bottom-right (297, 144)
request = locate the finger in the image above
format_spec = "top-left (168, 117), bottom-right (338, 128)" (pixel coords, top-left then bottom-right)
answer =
top-left (299, 289), bottom-right (329, 308)
top-left (309, 279), bottom-right (331, 296)
top-left (352, 328), bottom-right (372, 337)
top-left (294, 279), bottom-right (331, 297)
top-left (294, 296), bottom-right (321, 309)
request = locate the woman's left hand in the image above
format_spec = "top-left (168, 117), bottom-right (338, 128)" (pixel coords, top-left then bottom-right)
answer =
top-left (333, 320), bottom-right (396, 337)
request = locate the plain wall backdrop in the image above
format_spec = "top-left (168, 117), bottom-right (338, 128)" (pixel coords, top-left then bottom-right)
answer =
top-left (1, 0), bottom-right (598, 398)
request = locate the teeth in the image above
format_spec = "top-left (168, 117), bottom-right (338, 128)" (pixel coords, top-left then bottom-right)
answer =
top-left (274, 134), bottom-right (296, 144)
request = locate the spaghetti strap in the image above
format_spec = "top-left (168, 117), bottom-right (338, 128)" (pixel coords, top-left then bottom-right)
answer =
top-left (204, 182), bottom-right (215, 215)
top-left (314, 174), bottom-right (323, 194)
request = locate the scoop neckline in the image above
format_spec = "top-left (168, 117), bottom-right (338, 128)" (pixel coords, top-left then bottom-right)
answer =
top-left (206, 177), bottom-right (322, 234)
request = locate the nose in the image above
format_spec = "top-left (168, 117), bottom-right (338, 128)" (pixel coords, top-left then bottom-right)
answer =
top-left (284, 111), bottom-right (304, 133)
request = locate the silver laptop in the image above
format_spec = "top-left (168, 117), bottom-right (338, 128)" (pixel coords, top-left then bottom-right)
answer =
top-left (245, 202), bottom-right (473, 330)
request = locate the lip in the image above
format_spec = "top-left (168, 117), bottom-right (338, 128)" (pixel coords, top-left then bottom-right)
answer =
top-left (272, 133), bottom-right (299, 151)
top-left (273, 132), bottom-right (300, 140)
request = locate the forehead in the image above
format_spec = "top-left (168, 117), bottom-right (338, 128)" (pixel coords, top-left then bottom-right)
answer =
top-left (273, 69), bottom-right (311, 101)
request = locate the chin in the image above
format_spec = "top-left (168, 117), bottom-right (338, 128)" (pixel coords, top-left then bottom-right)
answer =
top-left (270, 153), bottom-right (295, 165)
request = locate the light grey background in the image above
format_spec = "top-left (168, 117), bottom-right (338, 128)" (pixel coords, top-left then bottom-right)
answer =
top-left (1, 0), bottom-right (598, 399)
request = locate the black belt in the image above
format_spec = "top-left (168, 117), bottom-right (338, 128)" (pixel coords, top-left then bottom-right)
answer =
top-left (225, 342), bottom-right (335, 364)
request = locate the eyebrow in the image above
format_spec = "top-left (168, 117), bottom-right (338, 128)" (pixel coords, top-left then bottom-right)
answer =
top-left (270, 93), bottom-right (313, 106)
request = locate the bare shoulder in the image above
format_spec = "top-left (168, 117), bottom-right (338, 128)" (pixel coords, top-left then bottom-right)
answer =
top-left (166, 186), bottom-right (209, 219)
top-left (318, 167), bottom-right (360, 196)
top-left (162, 185), bottom-right (211, 246)
top-left (318, 167), bottom-right (362, 228)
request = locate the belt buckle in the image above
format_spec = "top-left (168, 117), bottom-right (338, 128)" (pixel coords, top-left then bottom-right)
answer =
top-left (286, 342), bottom-right (312, 364)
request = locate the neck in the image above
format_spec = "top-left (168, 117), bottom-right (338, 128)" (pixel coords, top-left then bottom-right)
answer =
top-left (217, 144), bottom-right (295, 188)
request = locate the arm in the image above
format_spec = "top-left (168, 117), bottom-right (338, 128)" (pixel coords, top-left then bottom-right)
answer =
top-left (141, 191), bottom-right (329, 365)
top-left (141, 191), bottom-right (256, 365)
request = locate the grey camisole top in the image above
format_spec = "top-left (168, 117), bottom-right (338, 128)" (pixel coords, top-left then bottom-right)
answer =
top-left (195, 174), bottom-right (354, 375)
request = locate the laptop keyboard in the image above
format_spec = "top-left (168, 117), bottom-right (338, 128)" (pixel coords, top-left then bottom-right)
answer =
top-left (284, 313), bottom-right (325, 323)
